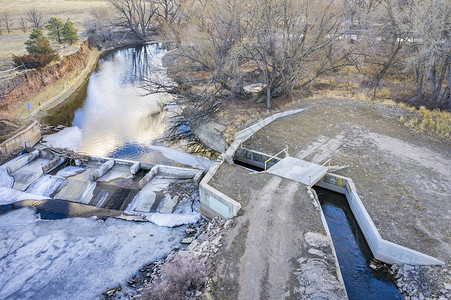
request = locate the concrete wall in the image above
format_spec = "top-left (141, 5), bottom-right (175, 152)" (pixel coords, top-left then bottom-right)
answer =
top-left (316, 173), bottom-right (444, 266)
top-left (0, 120), bottom-right (41, 155)
top-left (234, 109), bottom-right (304, 142)
top-left (199, 160), bottom-right (242, 219)
top-left (200, 109), bottom-right (305, 219)
top-left (234, 147), bottom-right (281, 170)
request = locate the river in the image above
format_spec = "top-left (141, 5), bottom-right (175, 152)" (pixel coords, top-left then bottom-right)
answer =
top-left (45, 43), bottom-right (212, 168)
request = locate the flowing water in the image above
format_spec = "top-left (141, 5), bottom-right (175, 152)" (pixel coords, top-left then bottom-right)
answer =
top-left (315, 187), bottom-right (402, 300)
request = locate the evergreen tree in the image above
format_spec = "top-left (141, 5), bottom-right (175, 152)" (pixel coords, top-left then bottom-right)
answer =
top-left (24, 28), bottom-right (57, 57)
top-left (46, 17), bottom-right (64, 43)
top-left (61, 19), bottom-right (78, 45)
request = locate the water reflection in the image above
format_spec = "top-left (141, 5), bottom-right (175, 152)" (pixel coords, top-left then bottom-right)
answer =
top-left (47, 44), bottom-right (171, 160)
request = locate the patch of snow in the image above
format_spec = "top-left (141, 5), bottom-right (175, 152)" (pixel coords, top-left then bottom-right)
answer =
top-left (56, 166), bottom-right (87, 178)
top-left (0, 208), bottom-right (186, 300)
top-left (42, 127), bottom-right (83, 151)
top-left (0, 187), bottom-right (49, 205)
top-left (0, 166), bottom-right (14, 188)
top-left (149, 145), bottom-right (213, 170)
top-left (25, 175), bottom-right (67, 197)
top-left (147, 212), bottom-right (201, 227)
top-left (173, 196), bottom-right (200, 214)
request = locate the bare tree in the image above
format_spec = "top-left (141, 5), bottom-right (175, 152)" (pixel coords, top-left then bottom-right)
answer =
top-left (109, 0), bottom-right (158, 40)
top-left (156, 0), bottom-right (180, 26)
top-left (27, 7), bottom-right (45, 29)
top-left (245, 0), bottom-right (350, 108)
top-left (85, 6), bottom-right (116, 46)
top-left (1, 12), bottom-right (13, 34)
top-left (19, 17), bottom-right (28, 33)
top-left (351, 0), bottom-right (407, 97)
top-left (402, 0), bottom-right (451, 108)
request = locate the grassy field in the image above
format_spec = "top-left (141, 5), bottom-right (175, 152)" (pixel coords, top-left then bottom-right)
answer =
top-left (0, 0), bottom-right (107, 70)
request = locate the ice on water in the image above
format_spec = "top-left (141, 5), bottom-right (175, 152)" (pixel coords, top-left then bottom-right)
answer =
top-left (0, 208), bottom-right (186, 300)
top-left (25, 175), bottom-right (67, 197)
top-left (0, 187), bottom-right (49, 205)
top-left (56, 166), bottom-right (87, 178)
top-left (42, 126), bottom-right (83, 151)
top-left (0, 166), bottom-right (14, 188)
top-left (149, 145), bottom-right (213, 169)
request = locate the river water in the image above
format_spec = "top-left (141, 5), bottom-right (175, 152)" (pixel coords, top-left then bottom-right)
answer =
top-left (315, 187), bottom-right (402, 300)
top-left (45, 44), bottom-right (212, 168)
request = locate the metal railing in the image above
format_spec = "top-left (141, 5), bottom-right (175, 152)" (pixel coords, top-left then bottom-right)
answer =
top-left (264, 147), bottom-right (288, 172)
top-left (308, 158), bottom-right (331, 187)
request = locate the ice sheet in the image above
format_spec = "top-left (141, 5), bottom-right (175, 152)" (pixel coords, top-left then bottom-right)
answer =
top-left (0, 208), bottom-right (186, 300)
top-left (147, 212), bottom-right (201, 227)
top-left (0, 166), bottom-right (14, 188)
top-left (42, 127), bottom-right (83, 151)
top-left (25, 175), bottom-right (67, 197)
top-left (149, 145), bottom-right (213, 169)
top-left (56, 166), bottom-right (87, 178)
top-left (0, 187), bottom-right (49, 205)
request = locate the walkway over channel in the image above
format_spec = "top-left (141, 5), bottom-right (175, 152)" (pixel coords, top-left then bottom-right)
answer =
top-left (266, 156), bottom-right (329, 186)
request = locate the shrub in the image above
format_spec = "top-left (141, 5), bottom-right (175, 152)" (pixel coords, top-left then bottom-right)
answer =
top-left (12, 53), bottom-right (57, 69)
top-left (140, 253), bottom-right (209, 300)
top-left (15, 28), bottom-right (59, 69)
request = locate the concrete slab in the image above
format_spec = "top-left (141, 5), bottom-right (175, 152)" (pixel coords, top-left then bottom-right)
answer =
top-left (97, 164), bottom-right (133, 182)
top-left (267, 157), bottom-right (328, 186)
top-left (133, 190), bottom-right (157, 213)
top-left (12, 170), bottom-right (43, 191)
top-left (54, 179), bottom-right (92, 203)
top-left (160, 195), bottom-right (180, 214)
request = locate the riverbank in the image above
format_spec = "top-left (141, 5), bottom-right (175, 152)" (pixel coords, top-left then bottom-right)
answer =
top-left (0, 41), bottom-right (100, 121)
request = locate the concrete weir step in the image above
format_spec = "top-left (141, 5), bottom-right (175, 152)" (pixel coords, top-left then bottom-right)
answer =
top-left (160, 195), bottom-right (180, 214)
top-left (267, 157), bottom-right (328, 186)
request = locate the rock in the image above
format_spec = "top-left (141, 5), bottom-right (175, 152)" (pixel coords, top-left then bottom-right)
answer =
top-left (102, 288), bottom-right (116, 297)
top-left (224, 220), bottom-right (233, 229)
top-left (404, 265), bottom-right (415, 273)
top-left (444, 283), bottom-right (451, 290)
top-left (195, 290), bottom-right (202, 297)
top-left (181, 237), bottom-right (194, 244)
top-left (188, 240), bottom-right (199, 251)
top-left (197, 233), bottom-right (207, 241)
top-left (391, 264), bottom-right (399, 271)
top-left (186, 228), bottom-right (196, 235)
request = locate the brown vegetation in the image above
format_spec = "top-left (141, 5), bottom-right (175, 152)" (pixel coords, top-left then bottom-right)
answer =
top-left (140, 252), bottom-right (210, 300)
top-left (0, 41), bottom-right (90, 117)
top-left (148, 0), bottom-right (450, 124)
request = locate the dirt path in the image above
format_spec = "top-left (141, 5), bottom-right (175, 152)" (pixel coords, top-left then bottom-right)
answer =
top-left (210, 163), bottom-right (347, 299)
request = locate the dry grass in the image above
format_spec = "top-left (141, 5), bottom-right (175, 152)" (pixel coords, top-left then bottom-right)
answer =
top-left (383, 100), bottom-right (451, 139)
top-left (0, 0), bottom-right (107, 70)
top-left (140, 252), bottom-right (210, 300)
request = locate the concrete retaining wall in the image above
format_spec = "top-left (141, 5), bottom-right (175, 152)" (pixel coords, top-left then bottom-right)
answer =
top-left (0, 120), bottom-right (41, 155)
top-left (200, 109), bottom-right (305, 219)
top-left (234, 109), bottom-right (304, 142)
top-left (234, 147), bottom-right (281, 170)
top-left (199, 160), bottom-right (242, 219)
top-left (316, 173), bottom-right (444, 266)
